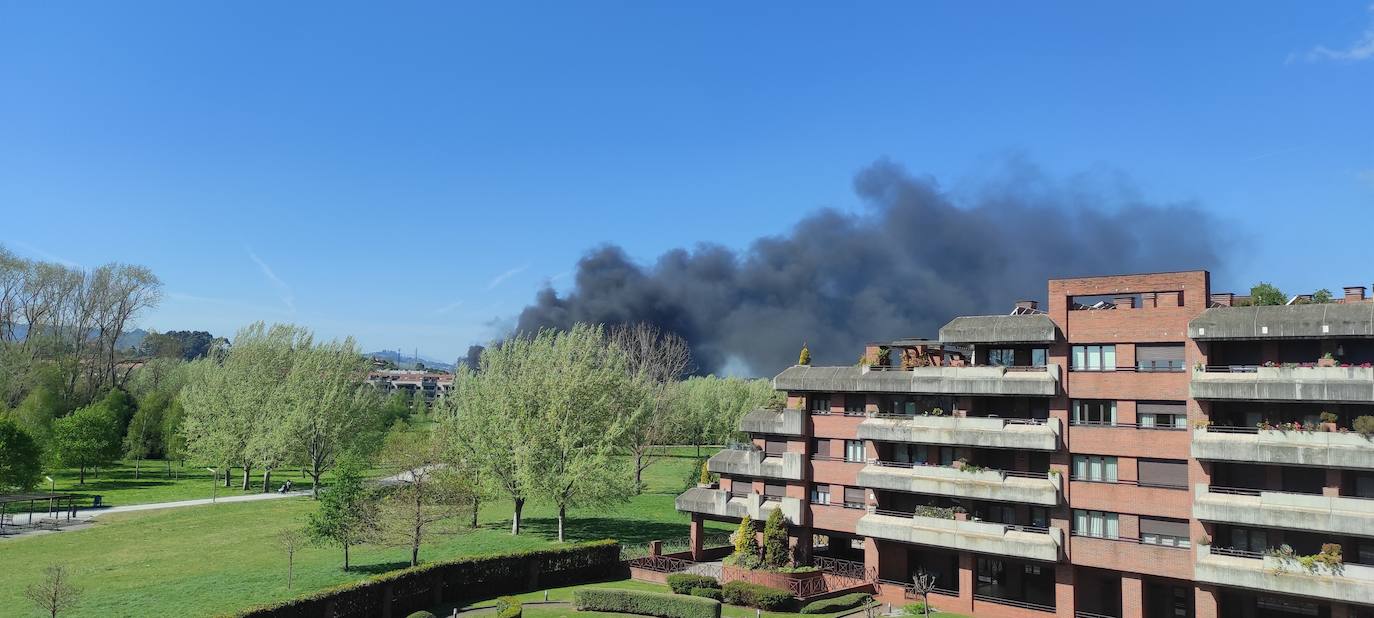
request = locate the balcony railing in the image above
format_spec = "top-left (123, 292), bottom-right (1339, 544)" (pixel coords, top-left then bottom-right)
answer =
top-left (1191, 426), bottom-right (1374, 470)
top-left (1191, 365), bottom-right (1374, 403)
top-left (856, 509), bottom-right (1062, 562)
top-left (772, 363), bottom-right (1060, 397)
top-left (859, 461), bottom-right (1060, 506)
top-left (1070, 420), bottom-right (1187, 431)
top-left (1195, 544), bottom-right (1374, 605)
top-left (858, 415), bottom-right (1061, 451)
top-left (1193, 484), bottom-right (1374, 537)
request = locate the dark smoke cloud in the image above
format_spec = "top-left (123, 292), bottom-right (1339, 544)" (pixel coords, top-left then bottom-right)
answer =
top-left (515, 159), bottom-right (1226, 376)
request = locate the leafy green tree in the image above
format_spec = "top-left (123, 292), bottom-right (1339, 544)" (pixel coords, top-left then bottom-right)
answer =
top-left (8, 384), bottom-right (65, 451)
top-left (798, 343), bottom-right (811, 366)
top-left (98, 389), bottom-right (138, 439)
top-left (161, 399), bottom-right (186, 474)
top-left (761, 507), bottom-right (790, 568)
top-left (285, 336), bottom-right (376, 499)
top-left (0, 418), bottom-right (42, 492)
top-left (306, 458), bottom-right (377, 571)
top-left (1250, 282), bottom-right (1287, 306)
top-left (1314, 289), bottom-right (1334, 304)
top-left (52, 404), bottom-right (121, 484)
top-left (376, 425), bottom-right (475, 566)
top-left (728, 514), bottom-right (761, 569)
top-left (123, 393), bottom-right (166, 479)
top-left (379, 392), bottom-right (412, 428)
top-left (409, 388), bottom-right (427, 419)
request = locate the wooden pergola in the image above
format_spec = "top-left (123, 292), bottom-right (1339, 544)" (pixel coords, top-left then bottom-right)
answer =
top-left (0, 492), bottom-right (79, 535)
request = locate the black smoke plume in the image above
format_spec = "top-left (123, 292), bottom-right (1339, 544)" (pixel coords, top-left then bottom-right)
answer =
top-left (515, 159), bottom-right (1226, 376)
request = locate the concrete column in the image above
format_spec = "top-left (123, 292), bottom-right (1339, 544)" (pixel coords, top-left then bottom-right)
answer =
top-left (864, 537), bottom-right (880, 577)
top-left (649, 540), bottom-right (663, 557)
top-left (954, 552), bottom-right (976, 615)
top-left (1054, 563), bottom-right (1075, 618)
top-left (689, 514), bottom-right (705, 561)
top-left (1194, 585), bottom-right (1218, 618)
top-left (1330, 603), bottom-right (1350, 618)
top-left (1121, 573), bottom-right (1144, 618)
top-left (1324, 468), bottom-right (1343, 497)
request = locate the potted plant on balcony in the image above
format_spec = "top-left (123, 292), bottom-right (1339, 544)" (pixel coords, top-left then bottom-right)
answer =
top-left (1318, 353), bottom-right (1338, 368)
top-left (952, 506), bottom-right (968, 521)
top-left (1319, 411), bottom-right (1339, 433)
top-left (1354, 416), bottom-right (1374, 437)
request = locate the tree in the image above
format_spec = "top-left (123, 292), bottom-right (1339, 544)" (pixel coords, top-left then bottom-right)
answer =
top-left (161, 399), bottom-right (187, 476)
top-left (25, 565), bottom-right (81, 618)
top-left (0, 418), bottom-right (42, 492)
top-left (761, 507), bottom-right (790, 568)
top-left (410, 388), bottom-right (428, 420)
top-left (8, 383), bottom-right (64, 451)
top-left (1250, 282), bottom-right (1287, 306)
top-left (285, 336), bottom-right (375, 499)
top-left (376, 425), bottom-right (475, 566)
top-left (909, 570), bottom-right (938, 618)
top-left (52, 404), bottom-right (120, 484)
top-left (1314, 288), bottom-right (1334, 304)
top-left (727, 514), bottom-right (760, 568)
top-left (123, 392), bottom-right (166, 479)
top-left (276, 528), bottom-right (305, 591)
top-left (519, 325), bottom-right (640, 542)
top-left (611, 323), bottom-right (693, 493)
top-left (306, 457), bottom-right (377, 571)
top-left (798, 343), bottom-right (811, 366)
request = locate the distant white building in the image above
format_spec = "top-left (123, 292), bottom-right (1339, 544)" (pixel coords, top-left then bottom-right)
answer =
top-left (364, 369), bottom-right (452, 402)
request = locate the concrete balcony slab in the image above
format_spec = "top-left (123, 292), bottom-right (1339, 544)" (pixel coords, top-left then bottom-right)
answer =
top-left (1192, 485), bottom-right (1374, 537)
top-left (707, 449), bottom-right (805, 481)
top-left (858, 463), bottom-right (1060, 506)
top-left (1191, 366), bottom-right (1374, 403)
top-left (1194, 545), bottom-right (1374, 606)
top-left (774, 364), bottom-right (1060, 397)
top-left (675, 487), bottom-right (803, 524)
top-left (857, 416), bottom-right (1060, 451)
top-left (856, 511), bottom-right (1062, 562)
top-left (1192, 427), bottom-right (1374, 470)
top-left (739, 408), bottom-right (806, 436)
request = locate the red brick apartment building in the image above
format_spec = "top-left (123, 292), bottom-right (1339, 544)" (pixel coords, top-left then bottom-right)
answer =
top-left (676, 271), bottom-right (1374, 618)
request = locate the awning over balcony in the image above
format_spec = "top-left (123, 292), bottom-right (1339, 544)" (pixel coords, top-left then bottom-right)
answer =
top-left (1189, 303), bottom-right (1374, 340)
top-left (938, 314), bottom-right (1059, 344)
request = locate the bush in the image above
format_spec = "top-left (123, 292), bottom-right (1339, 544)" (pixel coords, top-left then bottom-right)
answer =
top-left (691, 587), bottom-right (723, 601)
top-left (406, 613), bottom-right (437, 618)
top-left (496, 596), bottom-right (522, 618)
top-left (721, 580), bottom-right (795, 611)
top-left (800, 593), bottom-right (873, 614)
top-left (667, 573), bottom-right (720, 595)
top-left (575, 588), bottom-right (721, 618)
top-left (1355, 416), bottom-right (1374, 436)
top-left (903, 602), bottom-right (929, 616)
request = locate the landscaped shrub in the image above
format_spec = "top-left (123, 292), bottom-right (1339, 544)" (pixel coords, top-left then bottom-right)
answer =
top-left (575, 588), bottom-right (721, 618)
top-left (667, 573), bottom-right (720, 595)
top-left (496, 596), bottom-right (523, 618)
top-left (903, 602), bottom-right (929, 616)
top-left (721, 580), bottom-right (795, 611)
top-left (1354, 416), bottom-right (1374, 436)
top-left (761, 508), bottom-right (790, 568)
top-left (799, 593), bottom-right (872, 614)
top-left (406, 612), bottom-right (437, 618)
top-left (690, 587), bottom-right (723, 601)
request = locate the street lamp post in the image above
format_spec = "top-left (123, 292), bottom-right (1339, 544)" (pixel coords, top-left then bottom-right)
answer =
top-left (206, 468), bottom-right (219, 503)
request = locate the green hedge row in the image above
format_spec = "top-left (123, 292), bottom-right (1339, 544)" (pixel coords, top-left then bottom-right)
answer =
top-left (799, 593), bottom-right (873, 614)
top-left (666, 573), bottom-right (720, 594)
top-left (496, 596), bottom-right (523, 618)
top-left (229, 540), bottom-right (621, 618)
top-left (690, 588), bottom-right (723, 601)
top-left (575, 588), bottom-right (721, 618)
top-left (721, 581), bottom-right (795, 611)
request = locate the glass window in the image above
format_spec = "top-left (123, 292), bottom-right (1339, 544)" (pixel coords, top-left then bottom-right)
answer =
top-left (1072, 455), bottom-right (1118, 482)
top-left (1071, 345), bottom-right (1117, 371)
top-left (1072, 400), bottom-right (1117, 425)
top-left (1073, 509), bottom-right (1119, 539)
top-left (810, 485), bottom-right (830, 505)
top-left (988, 348), bottom-right (1015, 366)
top-left (810, 396), bottom-right (831, 414)
top-left (843, 396), bottom-right (865, 415)
top-left (844, 440), bottom-right (866, 463)
top-left (1031, 348), bottom-right (1048, 367)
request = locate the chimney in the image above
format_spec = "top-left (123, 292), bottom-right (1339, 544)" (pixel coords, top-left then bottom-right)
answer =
top-left (1344, 286), bottom-right (1367, 302)
top-left (1015, 300), bottom-right (1039, 311)
top-left (1210, 293), bottom-right (1234, 307)
top-left (1112, 296), bottom-right (1135, 309)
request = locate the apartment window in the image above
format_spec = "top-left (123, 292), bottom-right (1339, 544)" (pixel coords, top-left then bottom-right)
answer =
top-left (1072, 455), bottom-right (1118, 482)
top-left (809, 396), bottom-right (831, 415)
top-left (843, 396), bottom-right (866, 415)
top-left (842, 487), bottom-right (866, 509)
top-left (913, 445), bottom-right (956, 466)
top-left (1073, 509), bottom-right (1119, 539)
top-left (1230, 528), bottom-right (1268, 554)
top-left (891, 443), bottom-right (921, 464)
top-left (1071, 345), bottom-right (1116, 371)
top-left (1138, 402), bottom-right (1187, 429)
top-left (764, 440), bottom-right (786, 456)
top-left (1140, 518), bottom-right (1190, 548)
top-left (1137, 344), bottom-right (1185, 372)
top-left (810, 485), bottom-right (831, 505)
top-left (763, 483), bottom-right (785, 499)
top-left (844, 440), bottom-right (866, 463)
top-left (1072, 400), bottom-right (1117, 426)
top-left (1031, 348), bottom-right (1048, 367)
top-left (1137, 459), bottom-right (1188, 488)
top-left (987, 348), bottom-right (1016, 367)
top-left (729, 482), bottom-right (751, 499)
top-left (813, 439), bottom-right (831, 459)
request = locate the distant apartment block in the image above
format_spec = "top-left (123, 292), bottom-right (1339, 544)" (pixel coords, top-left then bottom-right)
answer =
top-left (364, 369), bottom-right (452, 402)
top-left (677, 271), bottom-right (1374, 618)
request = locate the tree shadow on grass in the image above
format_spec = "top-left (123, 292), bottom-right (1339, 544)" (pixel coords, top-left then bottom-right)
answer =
top-left (515, 516), bottom-right (693, 545)
top-left (350, 560), bottom-right (414, 575)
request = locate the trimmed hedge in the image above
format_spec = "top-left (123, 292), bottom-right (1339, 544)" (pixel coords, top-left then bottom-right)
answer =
top-left (667, 573), bottom-right (720, 594)
top-left (690, 588), bottom-right (723, 601)
top-left (575, 588), bottom-right (721, 618)
top-left (800, 593), bottom-right (873, 614)
top-left (721, 580), bottom-right (795, 611)
top-left (496, 596), bottom-right (522, 618)
top-left (230, 540), bottom-right (621, 618)
top-left (406, 613), bottom-right (437, 618)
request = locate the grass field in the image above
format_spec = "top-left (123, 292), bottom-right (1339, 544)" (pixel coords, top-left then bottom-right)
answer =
top-left (0, 450), bottom-right (721, 618)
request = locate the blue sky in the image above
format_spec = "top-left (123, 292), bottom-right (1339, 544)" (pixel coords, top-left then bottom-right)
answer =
top-left (2, 2), bottom-right (1371, 362)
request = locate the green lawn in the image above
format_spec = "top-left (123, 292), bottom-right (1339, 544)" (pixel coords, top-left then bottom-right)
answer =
top-left (0, 452), bottom-right (713, 618)
top-left (456, 579), bottom-right (868, 618)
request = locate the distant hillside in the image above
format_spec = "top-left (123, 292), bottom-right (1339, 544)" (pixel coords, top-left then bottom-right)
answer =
top-left (365, 350), bottom-right (454, 371)
top-left (11, 324), bottom-right (149, 351)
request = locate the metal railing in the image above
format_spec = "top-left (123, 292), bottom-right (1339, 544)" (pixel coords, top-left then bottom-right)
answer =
top-left (1207, 546), bottom-right (1264, 559)
top-left (812, 556), bottom-right (876, 582)
top-left (625, 555), bottom-right (695, 573)
top-left (1070, 420), bottom-right (1187, 431)
top-left (973, 594), bottom-right (1056, 613)
top-left (1136, 360), bottom-right (1186, 372)
top-left (1069, 476), bottom-right (1187, 490)
top-left (1201, 365), bottom-right (1259, 373)
top-left (1076, 611), bottom-right (1120, 618)
top-left (1070, 532), bottom-right (1189, 549)
top-left (1206, 485), bottom-right (1263, 497)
